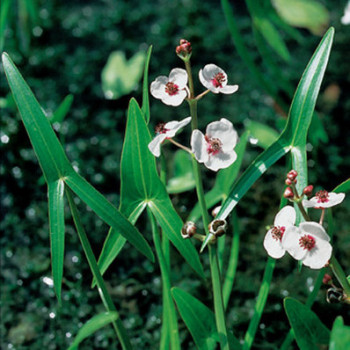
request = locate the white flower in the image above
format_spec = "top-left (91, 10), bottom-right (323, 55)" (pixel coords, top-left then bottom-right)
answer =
top-left (199, 64), bottom-right (239, 94)
top-left (191, 118), bottom-right (238, 171)
top-left (282, 222), bottom-right (332, 269)
top-left (263, 206), bottom-right (296, 259)
top-left (148, 116), bottom-right (192, 157)
top-left (303, 190), bottom-right (345, 209)
top-left (150, 68), bottom-right (188, 106)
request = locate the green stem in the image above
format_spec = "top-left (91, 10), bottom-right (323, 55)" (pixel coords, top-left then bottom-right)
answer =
top-left (65, 187), bottom-right (132, 350)
top-left (184, 60), bottom-right (195, 99)
top-left (329, 256), bottom-right (350, 299)
top-left (223, 210), bottom-right (240, 309)
top-left (147, 207), bottom-right (180, 350)
top-left (243, 257), bottom-right (276, 350)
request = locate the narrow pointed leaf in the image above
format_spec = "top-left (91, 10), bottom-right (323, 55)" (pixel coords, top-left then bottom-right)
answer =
top-left (284, 298), bottom-right (330, 350)
top-left (216, 28), bottom-right (334, 222)
top-left (329, 317), bottom-right (350, 350)
top-left (68, 312), bottom-right (119, 350)
top-left (333, 178), bottom-right (350, 193)
top-left (172, 287), bottom-right (219, 350)
top-left (141, 46), bottom-right (152, 123)
top-left (98, 99), bottom-right (204, 278)
top-left (49, 94), bottom-right (74, 124)
top-left (2, 53), bottom-right (73, 182)
top-left (64, 171), bottom-right (154, 263)
top-left (48, 179), bottom-right (65, 302)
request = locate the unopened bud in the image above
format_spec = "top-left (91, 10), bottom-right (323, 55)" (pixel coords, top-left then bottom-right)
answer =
top-left (181, 221), bottom-right (196, 239)
top-left (176, 39), bottom-right (192, 60)
top-left (287, 170), bottom-right (298, 181)
top-left (283, 187), bottom-right (294, 199)
top-left (208, 219), bottom-right (227, 237)
top-left (303, 185), bottom-right (314, 197)
top-left (285, 178), bottom-right (292, 185)
top-left (211, 206), bottom-right (221, 217)
top-left (323, 273), bottom-right (332, 285)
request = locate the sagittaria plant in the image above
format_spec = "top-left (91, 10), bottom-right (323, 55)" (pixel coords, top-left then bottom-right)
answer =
top-left (2, 25), bottom-right (349, 350)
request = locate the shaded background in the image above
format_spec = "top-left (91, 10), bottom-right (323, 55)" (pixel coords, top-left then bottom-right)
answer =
top-left (1, 0), bottom-right (349, 349)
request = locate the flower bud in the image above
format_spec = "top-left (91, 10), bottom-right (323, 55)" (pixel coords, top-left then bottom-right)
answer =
top-left (181, 221), bottom-right (196, 239)
top-left (208, 219), bottom-right (227, 237)
top-left (176, 39), bottom-right (192, 60)
top-left (287, 170), bottom-right (298, 180)
top-left (322, 273), bottom-right (332, 285)
top-left (283, 187), bottom-right (294, 199)
top-left (303, 185), bottom-right (314, 197)
top-left (285, 178), bottom-right (292, 185)
top-left (211, 206), bottom-right (221, 217)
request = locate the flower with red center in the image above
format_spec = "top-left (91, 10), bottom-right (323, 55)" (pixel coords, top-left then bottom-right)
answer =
top-left (150, 68), bottom-right (188, 106)
top-left (263, 206), bottom-right (296, 259)
top-left (191, 118), bottom-right (238, 171)
top-left (199, 64), bottom-right (239, 94)
top-left (302, 190), bottom-right (345, 209)
top-left (148, 117), bottom-right (192, 157)
top-left (282, 222), bottom-right (332, 269)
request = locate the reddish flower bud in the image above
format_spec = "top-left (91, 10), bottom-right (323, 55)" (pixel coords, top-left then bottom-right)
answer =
top-left (303, 185), bottom-right (314, 197)
top-left (283, 187), bottom-right (294, 199)
top-left (176, 39), bottom-right (192, 59)
top-left (285, 178), bottom-right (292, 185)
top-left (287, 170), bottom-right (298, 181)
top-left (323, 273), bottom-right (333, 285)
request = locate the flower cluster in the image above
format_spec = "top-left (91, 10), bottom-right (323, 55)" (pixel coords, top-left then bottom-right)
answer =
top-left (264, 170), bottom-right (346, 269)
top-left (148, 40), bottom-right (239, 172)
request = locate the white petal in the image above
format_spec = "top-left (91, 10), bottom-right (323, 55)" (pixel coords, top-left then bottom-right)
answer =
top-left (282, 226), bottom-right (307, 260)
top-left (274, 206), bottom-right (296, 227)
top-left (150, 76), bottom-right (168, 98)
top-left (263, 230), bottom-right (286, 259)
top-left (302, 198), bottom-right (318, 208)
top-left (148, 134), bottom-right (167, 157)
top-left (169, 68), bottom-right (188, 88)
top-left (161, 89), bottom-right (187, 106)
top-left (206, 118), bottom-right (238, 150)
top-left (302, 239), bottom-right (332, 269)
top-left (299, 222), bottom-right (330, 242)
top-left (205, 150), bottom-right (237, 172)
top-left (326, 192), bottom-right (345, 207)
top-left (165, 116), bottom-right (192, 137)
top-left (220, 84), bottom-right (239, 94)
top-left (199, 68), bottom-right (213, 90)
top-left (191, 130), bottom-right (208, 163)
top-left (199, 64), bottom-right (226, 93)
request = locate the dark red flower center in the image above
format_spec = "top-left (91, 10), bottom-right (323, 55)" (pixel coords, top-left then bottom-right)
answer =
top-left (165, 82), bottom-right (179, 96)
top-left (299, 234), bottom-right (316, 251)
top-left (316, 190), bottom-right (329, 203)
top-left (155, 123), bottom-right (169, 134)
top-left (205, 135), bottom-right (222, 155)
top-left (211, 72), bottom-right (226, 88)
top-left (271, 226), bottom-right (285, 241)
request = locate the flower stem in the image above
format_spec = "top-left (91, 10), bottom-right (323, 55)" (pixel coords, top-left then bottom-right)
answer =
top-left (196, 89), bottom-right (211, 100)
top-left (168, 138), bottom-right (192, 154)
top-left (65, 187), bottom-right (132, 350)
top-left (184, 60), bottom-right (195, 99)
top-left (147, 207), bottom-right (181, 350)
top-left (319, 209), bottom-right (325, 225)
top-left (329, 256), bottom-right (350, 300)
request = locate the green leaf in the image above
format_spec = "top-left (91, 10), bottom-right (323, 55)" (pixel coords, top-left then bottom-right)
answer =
top-left (141, 46), bottom-right (152, 123)
top-left (284, 298), bottom-right (330, 350)
top-left (2, 52), bottom-right (73, 182)
top-left (172, 287), bottom-right (219, 350)
top-left (48, 179), bottom-right (65, 302)
top-left (216, 28), bottom-right (334, 221)
top-left (101, 51), bottom-right (146, 100)
top-left (246, 0), bottom-right (290, 61)
top-left (333, 178), bottom-right (350, 193)
top-left (272, 0), bottom-right (329, 36)
top-left (68, 312), bottom-right (119, 350)
top-left (98, 99), bottom-right (204, 278)
top-left (64, 171), bottom-right (154, 263)
top-left (329, 317), bottom-right (350, 350)
top-left (0, 0), bottom-right (11, 52)
top-left (167, 150), bottom-right (196, 194)
top-left (49, 94), bottom-right (74, 124)
top-left (245, 120), bottom-right (279, 149)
